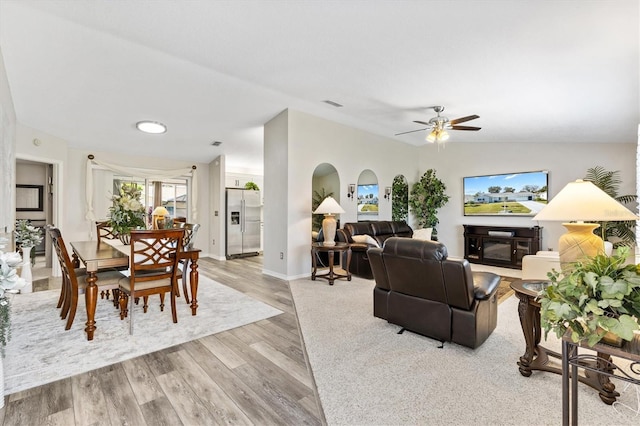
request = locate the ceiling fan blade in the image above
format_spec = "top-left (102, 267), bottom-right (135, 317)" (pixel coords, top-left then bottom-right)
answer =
top-left (413, 120), bottom-right (431, 126)
top-left (395, 128), bottom-right (428, 136)
top-left (450, 115), bottom-right (479, 125)
top-left (450, 125), bottom-right (481, 131)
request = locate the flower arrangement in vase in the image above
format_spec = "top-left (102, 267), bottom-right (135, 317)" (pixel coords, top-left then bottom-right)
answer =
top-left (0, 246), bottom-right (26, 356)
top-left (14, 220), bottom-right (43, 267)
top-left (108, 183), bottom-right (146, 244)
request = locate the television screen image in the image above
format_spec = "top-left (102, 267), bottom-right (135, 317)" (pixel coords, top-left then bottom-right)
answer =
top-left (357, 184), bottom-right (379, 219)
top-left (463, 170), bottom-right (548, 216)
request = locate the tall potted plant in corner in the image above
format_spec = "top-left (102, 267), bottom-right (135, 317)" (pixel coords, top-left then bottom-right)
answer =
top-left (584, 166), bottom-right (637, 249)
top-left (408, 169), bottom-right (450, 240)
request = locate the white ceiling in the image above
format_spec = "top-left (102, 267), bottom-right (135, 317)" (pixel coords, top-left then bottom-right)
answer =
top-left (1, 1), bottom-right (638, 174)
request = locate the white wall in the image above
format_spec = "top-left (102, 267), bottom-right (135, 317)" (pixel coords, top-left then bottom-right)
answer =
top-left (0, 44), bottom-right (16, 235)
top-left (418, 142), bottom-right (637, 258)
top-left (265, 109), bottom-right (419, 279)
top-left (209, 155), bottom-right (225, 260)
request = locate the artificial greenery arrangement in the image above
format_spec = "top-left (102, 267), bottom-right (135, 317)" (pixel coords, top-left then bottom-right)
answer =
top-left (108, 183), bottom-right (146, 235)
top-left (540, 246), bottom-right (640, 347)
top-left (312, 188), bottom-right (334, 231)
top-left (14, 219), bottom-right (43, 266)
top-left (391, 175), bottom-right (408, 222)
top-left (0, 247), bottom-right (26, 357)
top-left (244, 181), bottom-right (260, 191)
top-left (584, 166), bottom-right (637, 248)
top-left (408, 169), bottom-right (449, 240)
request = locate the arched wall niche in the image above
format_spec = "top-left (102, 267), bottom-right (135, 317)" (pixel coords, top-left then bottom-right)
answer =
top-left (357, 169), bottom-right (379, 221)
top-left (391, 174), bottom-right (409, 222)
top-left (312, 163), bottom-right (340, 232)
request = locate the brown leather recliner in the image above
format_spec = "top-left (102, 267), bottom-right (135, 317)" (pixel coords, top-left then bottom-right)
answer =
top-left (368, 237), bottom-right (500, 349)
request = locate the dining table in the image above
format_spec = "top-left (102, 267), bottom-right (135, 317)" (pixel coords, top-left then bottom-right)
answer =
top-left (70, 239), bottom-right (201, 341)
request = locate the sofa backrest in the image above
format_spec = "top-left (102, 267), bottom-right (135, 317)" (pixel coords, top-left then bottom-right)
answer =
top-left (380, 237), bottom-right (475, 310)
top-left (343, 220), bottom-right (413, 245)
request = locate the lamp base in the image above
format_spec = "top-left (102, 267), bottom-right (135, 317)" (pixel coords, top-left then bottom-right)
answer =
top-left (559, 222), bottom-right (604, 272)
top-left (322, 214), bottom-right (337, 246)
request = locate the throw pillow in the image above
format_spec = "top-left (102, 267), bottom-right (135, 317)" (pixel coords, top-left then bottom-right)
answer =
top-left (412, 228), bottom-right (433, 241)
top-left (352, 234), bottom-right (380, 247)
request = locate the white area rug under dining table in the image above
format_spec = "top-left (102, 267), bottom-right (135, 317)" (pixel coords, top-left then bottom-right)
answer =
top-left (4, 275), bottom-right (282, 395)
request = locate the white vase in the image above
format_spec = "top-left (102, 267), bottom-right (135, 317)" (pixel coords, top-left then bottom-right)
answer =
top-left (20, 245), bottom-right (33, 294)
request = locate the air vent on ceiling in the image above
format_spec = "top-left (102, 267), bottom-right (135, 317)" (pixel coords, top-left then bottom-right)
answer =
top-left (211, 141), bottom-right (222, 146)
top-left (322, 100), bottom-right (343, 108)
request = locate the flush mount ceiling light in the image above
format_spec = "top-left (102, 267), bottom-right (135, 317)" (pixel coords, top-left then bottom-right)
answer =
top-left (136, 121), bottom-right (167, 134)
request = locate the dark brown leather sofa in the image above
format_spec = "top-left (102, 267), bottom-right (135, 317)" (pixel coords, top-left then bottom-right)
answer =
top-left (338, 221), bottom-right (413, 279)
top-left (368, 237), bottom-right (500, 349)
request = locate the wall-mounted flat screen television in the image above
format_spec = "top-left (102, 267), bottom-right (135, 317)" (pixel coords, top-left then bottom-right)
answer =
top-left (463, 170), bottom-right (549, 216)
top-left (357, 184), bottom-right (379, 219)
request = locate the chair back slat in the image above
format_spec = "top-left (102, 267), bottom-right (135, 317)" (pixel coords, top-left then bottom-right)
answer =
top-left (96, 220), bottom-right (117, 245)
top-left (129, 229), bottom-right (184, 284)
top-left (172, 222), bottom-right (200, 250)
top-left (48, 227), bottom-right (78, 288)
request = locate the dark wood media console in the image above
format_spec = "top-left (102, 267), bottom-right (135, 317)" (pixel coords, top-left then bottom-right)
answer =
top-left (463, 225), bottom-right (541, 269)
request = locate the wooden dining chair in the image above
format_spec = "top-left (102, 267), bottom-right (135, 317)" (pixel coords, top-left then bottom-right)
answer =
top-left (48, 227), bottom-right (124, 330)
top-left (95, 220), bottom-right (118, 246)
top-left (117, 228), bottom-right (184, 334)
top-left (172, 222), bottom-right (200, 303)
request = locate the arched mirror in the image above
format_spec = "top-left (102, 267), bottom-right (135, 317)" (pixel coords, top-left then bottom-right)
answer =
top-left (357, 169), bottom-right (378, 221)
top-left (312, 163), bottom-right (340, 233)
top-left (391, 174), bottom-right (409, 222)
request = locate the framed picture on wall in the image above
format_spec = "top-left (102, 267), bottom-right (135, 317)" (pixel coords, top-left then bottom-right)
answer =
top-left (16, 184), bottom-right (44, 212)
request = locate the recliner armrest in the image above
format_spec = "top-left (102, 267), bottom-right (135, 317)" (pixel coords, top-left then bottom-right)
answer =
top-left (472, 272), bottom-right (500, 300)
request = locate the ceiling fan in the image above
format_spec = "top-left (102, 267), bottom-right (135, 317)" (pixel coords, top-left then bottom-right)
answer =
top-left (395, 106), bottom-right (481, 143)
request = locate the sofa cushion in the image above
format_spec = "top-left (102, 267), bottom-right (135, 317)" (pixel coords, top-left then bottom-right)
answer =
top-left (352, 234), bottom-right (379, 247)
top-left (412, 228), bottom-right (433, 241)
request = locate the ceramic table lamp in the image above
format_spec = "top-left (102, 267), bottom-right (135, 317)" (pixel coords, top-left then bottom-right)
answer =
top-left (313, 196), bottom-right (345, 246)
top-left (152, 206), bottom-right (170, 229)
top-left (532, 179), bottom-right (638, 271)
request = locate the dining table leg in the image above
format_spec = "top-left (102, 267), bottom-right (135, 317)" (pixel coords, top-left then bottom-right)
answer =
top-left (84, 271), bottom-right (98, 340)
top-left (189, 258), bottom-right (198, 315)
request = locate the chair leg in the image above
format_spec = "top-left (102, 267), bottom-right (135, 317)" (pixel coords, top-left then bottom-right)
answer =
top-left (56, 277), bottom-right (65, 308)
top-left (143, 296), bottom-right (149, 313)
top-left (159, 293), bottom-right (165, 312)
top-left (181, 260), bottom-right (190, 304)
top-left (60, 276), bottom-right (71, 320)
top-left (129, 292), bottom-right (135, 335)
top-left (170, 288), bottom-right (177, 324)
top-left (65, 286), bottom-right (79, 330)
top-left (119, 292), bottom-right (128, 320)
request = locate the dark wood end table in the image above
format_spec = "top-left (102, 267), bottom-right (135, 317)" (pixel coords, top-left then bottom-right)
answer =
top-left (511, 279), bottom-right (619, 404)
top-left (311, 242), bottom-right (352, 285)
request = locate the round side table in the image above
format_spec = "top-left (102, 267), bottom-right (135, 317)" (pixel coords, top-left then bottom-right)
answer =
top-left (311, 242), bottom-right (352, 285)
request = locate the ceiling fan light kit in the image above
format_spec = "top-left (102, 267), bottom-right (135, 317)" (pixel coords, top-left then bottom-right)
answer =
top-left (396, 105), bottom-right (480, 145)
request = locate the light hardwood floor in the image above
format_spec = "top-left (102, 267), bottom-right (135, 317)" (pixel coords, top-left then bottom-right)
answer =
top-left (0, 256), bottom-right (325, 425)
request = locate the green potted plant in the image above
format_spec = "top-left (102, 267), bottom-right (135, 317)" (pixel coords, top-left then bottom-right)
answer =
top-left (540, 246), bottom-right (640, 347)
top-left (408, 169), bottom-right (450, 240)
top-left (108, 183), bottom-right (146, 243)
top-left (584, 166), bottom-right (637, 248)
top-left (244, 181), bottom-right (260, 191)
top-left (391, 175), bottom-right (408, 222)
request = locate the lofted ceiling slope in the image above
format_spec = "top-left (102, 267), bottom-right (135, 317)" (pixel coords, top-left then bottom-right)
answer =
top-left (0, 0), bottom-right (638, 173)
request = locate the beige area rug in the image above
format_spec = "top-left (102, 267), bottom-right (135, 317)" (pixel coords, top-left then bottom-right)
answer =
top-left (290, 277), bottom-right (639, 425)
top-left (4, 276), bottom-right (282, 395)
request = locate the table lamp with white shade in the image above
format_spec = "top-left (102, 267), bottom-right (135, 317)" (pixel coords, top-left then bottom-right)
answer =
top-left (151, 206), bottom-right (170, 229)
top-left (313, 196), bottom-right (345, 246)
top-left (532, 179), bottom-right (638, 271)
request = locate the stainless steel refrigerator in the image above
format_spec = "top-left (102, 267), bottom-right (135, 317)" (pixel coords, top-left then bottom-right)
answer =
top-left (226, 188), bottom-right (261, 258)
